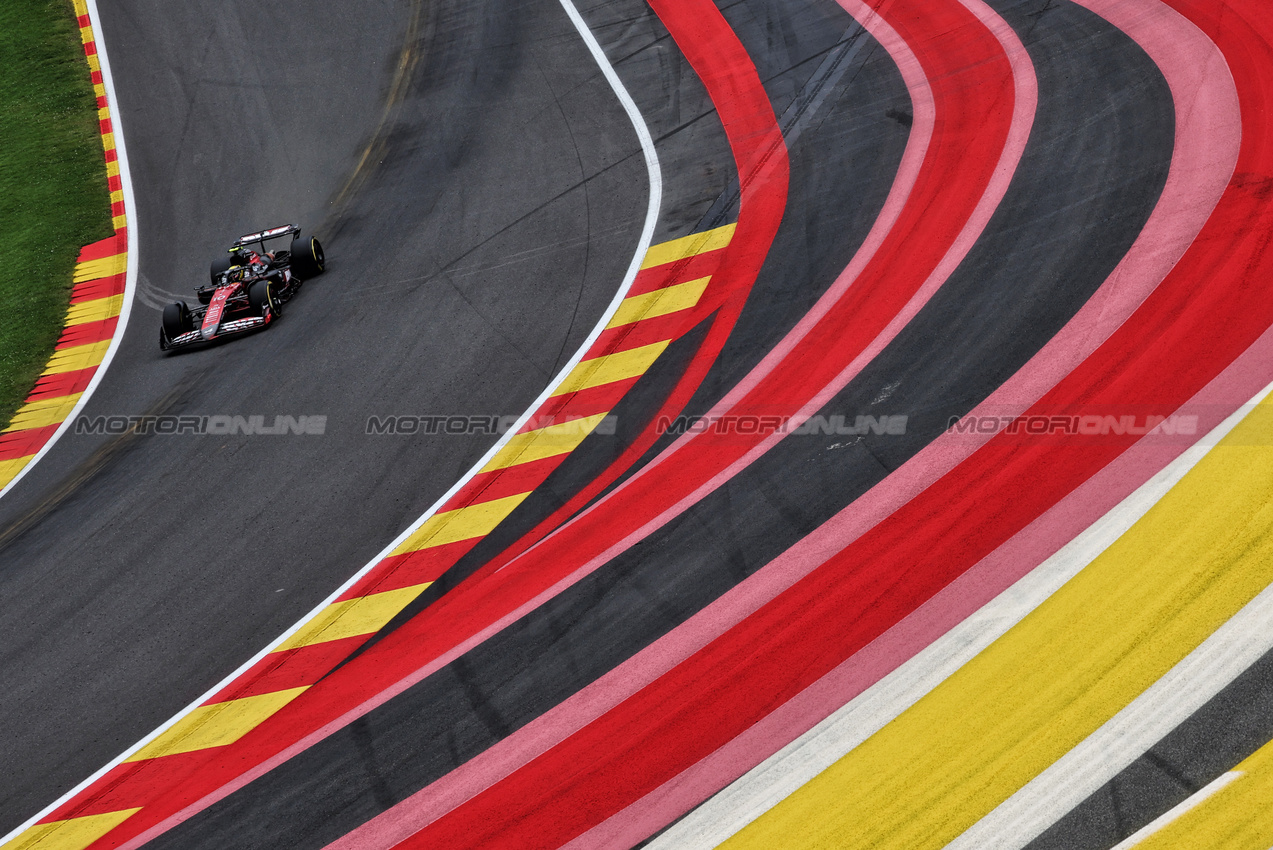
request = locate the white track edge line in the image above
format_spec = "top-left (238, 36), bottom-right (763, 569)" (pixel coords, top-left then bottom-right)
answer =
top-left (0, 0), bottom-right (661, 841)
top-left (950, 536), bottom-right (1273, 845)
top-left (0, 0), bottom-right (139, 505)
top-left (0, 0), bottom-right (141, 840)
top-left (650, 380), bottom-right (1273, 850)
top-left (1109, 771), bottom-right (1242, 850)
top-left (952, 597), bottom-right (1270, 849)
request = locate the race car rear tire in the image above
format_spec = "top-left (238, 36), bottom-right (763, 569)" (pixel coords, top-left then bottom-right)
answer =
top-left (210, 254), bottom-right (233, 285)
top-left (162, 301), bottom-right (192, 338)
top-left (290, 235), bottom-right (324, 278)
top-left (248, 279), bottom-right (281, 319)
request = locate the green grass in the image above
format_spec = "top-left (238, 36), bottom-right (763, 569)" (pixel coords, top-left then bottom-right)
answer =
top-left (0, 0), bottom-right (113, 431)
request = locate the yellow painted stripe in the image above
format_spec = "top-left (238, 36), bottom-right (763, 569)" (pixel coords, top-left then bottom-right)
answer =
top-left (391, 492), bottom-right (531, 555)
top-left (94, 83), bottom-right (106, 100)
top-left (112, 214), bottom-right (127, 230)
top-left (1136, 744), bottom-right (1273, 849)
top-left (109, 189), bottom-right (123, 205)
top-left (124, 688), bottom-right (308, 762)
top-left (480, 412), bottom-right (611, 473)
top-left (551, 341), bottom-right (669, 397)
top-left (607, 276), bottom-right (711, 328)
top-left (0, 456), bottom-right (34, 490)
top-left (3, 393), bottom-right (83, 433)
top-left (86, 53), bottom-right (99, 73)
top-left (105, 159), bottom-right (119, 178)
top-left (65, 294), bottom-right (123, 326)
top-left (100, 131), bottom-right (113, 150)
top-left (72, 252), bottom-right (126, 283)
top-left (41, 340), bottom-right (110, 376)
top-left (4, 808), bottom-right (140, 850)
top-left (640, 223), bottom-right (736, 270)
top-left (726, 400), bottom-right (1273, 850)
top-left (274, 583), bottom-right (433, 652)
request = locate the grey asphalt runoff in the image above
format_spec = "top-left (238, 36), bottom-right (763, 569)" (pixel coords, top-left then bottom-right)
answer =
top-left (0, 0), bottom-right (658, 835)
top-left (138, 0), bottom-right (1181, 848)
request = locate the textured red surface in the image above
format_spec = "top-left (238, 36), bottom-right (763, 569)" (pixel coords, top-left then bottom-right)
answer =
top-left (389, 2), bottom-right (1273, 847)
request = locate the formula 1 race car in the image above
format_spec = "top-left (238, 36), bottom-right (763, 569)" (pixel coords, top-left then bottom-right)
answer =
top-left (159, 224), bottom-right (324, 350)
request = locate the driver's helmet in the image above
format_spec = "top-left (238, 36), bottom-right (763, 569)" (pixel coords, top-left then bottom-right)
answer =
top-left (228, 246), bottom-right (251, 267)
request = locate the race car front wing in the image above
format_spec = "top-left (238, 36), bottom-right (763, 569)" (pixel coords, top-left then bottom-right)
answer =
top-left (161, 315), bottom-right (269, 350)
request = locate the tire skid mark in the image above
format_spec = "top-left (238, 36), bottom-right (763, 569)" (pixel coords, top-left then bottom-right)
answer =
top-left (646, 0), bottom-right (1238, 840)
top-left (84, 1), bottom-right (790, 847)
top-left (317, 0), bottom-right (1029, 845)
top-left (0, 0), bottom-right (676, 847)
top-left (311, 0), bottom-right (936, 845)
top-left (366, 0), bottom-right (1022, 723)
top-left (652, 0), bottom-right (1271, 845)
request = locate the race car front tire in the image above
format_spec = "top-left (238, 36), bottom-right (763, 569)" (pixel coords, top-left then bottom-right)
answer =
top-left (162, 301), bottom-right (192, 338)
top-left (248, 279), bottom-right (281, 319)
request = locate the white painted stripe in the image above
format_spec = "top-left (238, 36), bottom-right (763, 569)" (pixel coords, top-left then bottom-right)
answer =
top-left (648, 381), bottom-right (1273, 849)
top-left (0, 0), bottom-right (138, 504)
top-left (1109, 771), bottom-right (1242, 849)
top-left (0, 1), bottom-right (662, 845)
top-left (0, 0), bottom-right (139, 842)
top-left (948, 589), bottom-right (1273, 847)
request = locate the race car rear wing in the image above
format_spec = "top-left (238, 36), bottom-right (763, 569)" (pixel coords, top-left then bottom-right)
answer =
top-left (231, 224), bottom-right (301, 250)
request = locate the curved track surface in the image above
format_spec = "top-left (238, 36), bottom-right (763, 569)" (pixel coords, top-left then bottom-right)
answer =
top-left (0, 0), bottom-right (661, 836)
top-left (6, 0), bottom-right (1273, 848)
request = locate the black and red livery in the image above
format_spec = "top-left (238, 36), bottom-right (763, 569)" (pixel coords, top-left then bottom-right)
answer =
top-left (159, 224), bottom-right (324, 350)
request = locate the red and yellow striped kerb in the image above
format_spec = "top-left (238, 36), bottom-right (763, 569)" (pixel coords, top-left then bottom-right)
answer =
top-left (0, 0), bottom-right (128, 493)
top-left (0, 223), bottom-right (736, 850)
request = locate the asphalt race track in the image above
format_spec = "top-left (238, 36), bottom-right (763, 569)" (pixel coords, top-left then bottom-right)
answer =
top-left (0, 0), bottom-right (656, 834)
top-left (4, 0), bottom-right (1273, 848)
